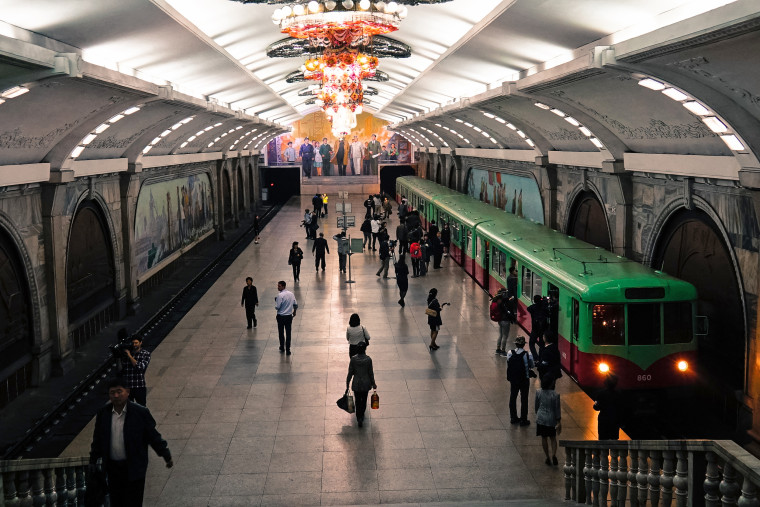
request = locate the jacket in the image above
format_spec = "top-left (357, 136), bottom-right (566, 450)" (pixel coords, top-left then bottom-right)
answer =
top-left (312, 237), bottom-right (330, 255)
top-left (535, 389), bottom-right (561, 426)
top-left (396, 224), bottom-right (408, 242)
top-left (241, 285), bottom-right (259, 308)
top-left (346, 325), bottom-right (370, 345)
top-left (288, 247), bottom-right (303, 266)
top-left (89, 401), bottom-right (171, 481)
top-left (347, 354), bottom-right (376, 392)
top-left (333, 234), bottom-right (349, 254)
top-left (333, 140), bottom-right (349, 164)
top-left (379, 241), bottom-right (390, 260)
top-left (427, 298), bottom-right (443, 326)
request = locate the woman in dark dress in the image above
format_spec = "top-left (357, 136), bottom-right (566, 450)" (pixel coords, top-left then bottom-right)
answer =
top-left (346, 343), bottom-right (377, 427)
top-left (594, 374), bottom-right (622, 440)
top-left (426, 288), bottom-right (445, 351)
top-left (288, 241), bottom-right (303, 282)
top-left (395, 254), bottom-right (409, 307)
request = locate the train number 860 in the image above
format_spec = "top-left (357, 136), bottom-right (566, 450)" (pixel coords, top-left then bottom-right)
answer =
top-left (637, 374), bottom-right (652, 382)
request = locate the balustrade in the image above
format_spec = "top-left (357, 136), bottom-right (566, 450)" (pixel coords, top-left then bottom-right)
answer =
top-left (560, 440), bottom-right (760, 506)
top-left (0, 458), bottom-right (90, 507)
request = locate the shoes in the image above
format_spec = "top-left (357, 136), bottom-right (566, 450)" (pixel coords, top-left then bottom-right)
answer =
top-left (247, 326), bottom-right (252, 329)
top-left (316, 268), bottom-right (319, 272)
top-left (429, 345), bottom-right (436, 351)
top-left (495, 349), bottom-right (502, 355)
top-left (545, 458), bottom-right (552, 466)
top-left (552, 456), bottom-right (559, 466)
top-left (398, 299), bottom-right (405, 307)
top-left (279, 347), bottom-right (284, 352)
top-left (286, 350), bottom-right (291, 355)
top-left (322, 268), bottom-right (325, 271)
top-left (376, 273), bottom-right (381, 277)
top-left (383, 276), bottom-right (389, 279)
top-left (498, 349), bottom-right (507, 357)
top-left (254, 321), bottom-right (257, 328)
top-left (519, 419), bottom-right (530, 427)
top-left (358, 420), bottom-right (363, 427)
top-left (510, 418), bottom-right (520, 425)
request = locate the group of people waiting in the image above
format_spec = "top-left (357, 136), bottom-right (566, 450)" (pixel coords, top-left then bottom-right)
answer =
top-left (283, 135), bottom-right (399, 178)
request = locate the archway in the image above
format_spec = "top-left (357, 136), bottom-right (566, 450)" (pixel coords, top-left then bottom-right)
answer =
top-left (248, 163), bottom-right (255, 206)
top-left (567, 191), bottom-right (612, 251)
top-left (436, 161), bottom-right (443, 185)
top-left (425, 160), bottom-right (431, 180)
top-left (448, 164), bottom-right (457, 190)
top-left (237, 169), bottom-right (245, 213)
top-left (66, 202), bottom-right (116, 348)
top-left (0, 227), bottom-right (34, 409)
top-left (222, 171), bottom-right (233, 224)
top-left (652, 209), bottom-right (744, 391)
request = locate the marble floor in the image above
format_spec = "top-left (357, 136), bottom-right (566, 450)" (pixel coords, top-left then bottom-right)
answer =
top-left (62, 193), bottom-right (610, 506)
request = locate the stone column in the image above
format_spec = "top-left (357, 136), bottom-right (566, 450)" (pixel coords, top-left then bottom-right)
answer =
top-left (535, 156), bottom-right (558, 228)
top-left (120, 165), bottom-right (142, 314)
top-left (216, 158), bottom-right (226, 241)
top-left (251, 156), bottom-right (261, 212)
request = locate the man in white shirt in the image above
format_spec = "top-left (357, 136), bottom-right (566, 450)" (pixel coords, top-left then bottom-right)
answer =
top-left (274, 280), bottom-right (298, 355)
top-left (349, 136), bottom-right (364, 176)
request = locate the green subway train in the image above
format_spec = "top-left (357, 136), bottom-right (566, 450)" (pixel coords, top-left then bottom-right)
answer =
top-left (397, 176), bottom-right (701, 390)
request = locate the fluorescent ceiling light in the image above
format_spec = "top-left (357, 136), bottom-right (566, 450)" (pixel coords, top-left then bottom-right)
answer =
top-left (550, 109), bottom-right (566, 117)
top-left (81, 134), bottom-right (97, 145)
top-left (142, 145), bottom-right (153, 154)
top-left (108, 114), bottom-right (125, 123)
top-left (95, 123), bottom-right (110, 134)
top-left (516, 130), bottom-right (526, 138)
top-left (180, 142), bottom-right (188, 148)
top-left (214, 123), bottom-right (223, 127)
top-left (123, 107), bottom-right (141, 115)
top-left (683, 101), bottom-right (710, 116)
top-left (579, 126), bottom-right (592, 137)
top-left (161, 130), bottom-right (172, 137)
top-left (495, 117), bottom-right (506, 124)
top-left (71, 146), bottom-right (85, 158)
top-left (564, 117), bottom-right (580, 126)
top-left (662, 88), bottom-right (689, 101)
top-left (187, 136), bottom-right (196, 141)
top-left (455, 119), bottom-right (463, 123)
top-left (589, 138), bottom-right (604, 149)
top-left (482, 112), bottom-right (495, 118)
top-left (534, 102), bottom-right (550, 110)
top-left (1, 86), bottom-right (29, 99)
top-left (150, 137), bottom-right (161, 145)
top-left (0, 98), bottom-right (5, 106)
top-left (526, 139), bottom-right (535, 147)
top-left (171, 123), bottom-right (183, 130)
top-left (720, 135), bottom-right (745, 151)
top-left (506, 123), bottom-right (516, 130)
top-left (638, 78), bottom-right (665, 91)
top-left (701, 117), bottom-right (728, 133)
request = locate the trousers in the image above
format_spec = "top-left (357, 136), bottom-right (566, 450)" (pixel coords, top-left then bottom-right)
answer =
top-left (497, 321), bottom-right (511, 350)
top-left (315, 253), bottom-right (326, 270)
top-left (276, 314), bottom-right (293, 351)
top-left (376, 258), bottom-right (390, 277)
top-left (353, 389), bottom-right (369, 421)
top-left (245, 306), bottom-right (257, 328)
top-left (509, 379), bottom-right (529, 421)
top-left (106, 460), bottom-right (145, 507)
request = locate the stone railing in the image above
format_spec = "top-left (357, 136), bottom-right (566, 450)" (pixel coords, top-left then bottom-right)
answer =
top-left (559, 439), bottom-right (760, 506)
top-left (1, 457), bottom-right (91, 506)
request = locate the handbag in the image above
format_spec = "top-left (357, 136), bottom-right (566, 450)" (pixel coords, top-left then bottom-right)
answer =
top-left (425, 308), bottom-right (438, 317)
top-left (371, 390), bottom-right (379, 410)
top-left (336, 389), bottom-right (355, 413)
top-left (361, 327), bottom-right (369, 347)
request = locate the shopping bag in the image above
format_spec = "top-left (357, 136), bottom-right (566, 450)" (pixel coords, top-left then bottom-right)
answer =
top-left (337, 390), bottom-right (355, 414)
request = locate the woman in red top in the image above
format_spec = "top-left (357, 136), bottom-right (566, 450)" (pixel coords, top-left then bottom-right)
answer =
top-left (409, 242), bottom-right (421, 277)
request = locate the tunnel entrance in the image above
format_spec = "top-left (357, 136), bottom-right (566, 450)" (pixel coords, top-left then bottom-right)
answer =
top-left (67, 202), bottom-right (116, 348)
top-left (652, 209), bottom-right (745, 393)
top-left (380, 165), bottom-right (416, 197)
top-left (0, 229), bottom-right (33, 409)
top-left (567, 191), bottom-right (612, 251)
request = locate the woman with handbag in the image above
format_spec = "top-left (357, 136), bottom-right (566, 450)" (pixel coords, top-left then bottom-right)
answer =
top-left (346, 343), bottom-right (376, 427)
top-left (426, 288), bottom-right (448, 351)
top-left (346, 313), bottom-right (370, 357)
top-left (288, 241), bottom-right (303, 282)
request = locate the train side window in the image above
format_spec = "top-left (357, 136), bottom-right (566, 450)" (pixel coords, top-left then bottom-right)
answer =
top-left (572, 298), bottom-right (579, 340)
top-left (533, 273), bottom-right (543, 301)
top-left (492, 247), bottom-right (506, 278)
top-left (476, 236), bottom-right (482, 259)
top-left (664, 302), bottom-right (692, 344)
top-left (627, 304), bottom-right (660, 345)
top-left (521, 267), bottom-right (532, 298)
top-left (592, 304), bottom-right (625, 345)
top-left (465, 230), bottom-right (472, 254)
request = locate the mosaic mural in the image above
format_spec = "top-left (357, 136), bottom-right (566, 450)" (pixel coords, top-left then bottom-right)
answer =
top-left (135, 173), bottom-right (214, 277)
top-left (466, 168), bottom-right (544, 224)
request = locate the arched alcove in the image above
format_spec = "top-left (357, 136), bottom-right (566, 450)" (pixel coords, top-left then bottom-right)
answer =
top-left (567, 191), bottom-right (612, 251)
top-left (448, 164), bottom-right (457, 190)
top-left (652, 209), bottom-right (745, 391)
top-left (66, 201), bottom-right (116, 347)
top-left (0, 227), bottom-right (34, 408)
top-left (436, 161), bottom-right (443, 185)
top-left (222, 171), bottom-right (233, 224)
top-left (237, 169), bottom-right (245, 212)
top-left (248, 163), bottom-right (255, 205)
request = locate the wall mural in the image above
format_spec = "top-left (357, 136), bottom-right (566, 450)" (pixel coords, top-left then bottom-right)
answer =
top-left (466, 168), bottom-right (544, 224)
top-left (135, 173), bottom-right (214, 277)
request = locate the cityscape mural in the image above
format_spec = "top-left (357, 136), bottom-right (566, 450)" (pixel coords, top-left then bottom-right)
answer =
top-left (466, 168), bottom-right (544, 224)
top-left (135, 173), bottom-right (214, 277)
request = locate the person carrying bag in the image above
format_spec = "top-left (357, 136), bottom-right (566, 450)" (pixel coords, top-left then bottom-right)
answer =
top-left (346, 313), bottom-right (370, 357)
top-left (345, 343), bottom-right (376, 427)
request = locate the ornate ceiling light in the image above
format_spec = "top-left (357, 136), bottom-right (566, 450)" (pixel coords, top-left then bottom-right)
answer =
top-left (266, 34), bottom-right (411, 59)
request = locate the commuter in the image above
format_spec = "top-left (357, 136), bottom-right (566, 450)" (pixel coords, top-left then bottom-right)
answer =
top-left (313, 140), bottom-right (322, 176)
top-left (428, 220), bottom-right (439, 238)
top-left (346, 343), bottom-right (376, 427)
top-left (376, 236), bottom-right (391, 278)
top-left (535, 374), bottom-right (562, 466)
top-left (370, 215), bottom-right (381, 251)
top-left (241, 276), bottom-right (259, 329)
top-left (302, 209), bottom-right (313, 239)
top-left (395, 254), bottom-right (409, 307)
top-left (528, 295), bottom-right (547, 359)
top-left (382, 197), bottom-right (393, 220)
top-left (409, 241), bottom-right (422, 277)
top-left (594, 374), bottom-right (622, 440)
top-left (360, 217), bottom-right (372, 248)
top-left (506, 266), bottom-right (518, 318)
top-left (284, 141), bottom-right (296, 163)
top-left (253, 214), bottom-right (261, 244)
top-left (537, 333), bottom-right (562, 387)
top-left (420, 233), bottom-right (430, 275)
top-left (506, 336), bottom-right (534, 426)
top-left (309, 209), bottom-right (319, 239)
top-left (312, 232), bottom-right (330, 272)
top-left (312, 193), bottom-right (323, 218)
top-left (120, 335), bottom-right (151, 406)
top-left (441, 223), bottom-right (451, 257)
top-left (89, 377), bottom-right (173, 507)
top-left (333, 137), bottom-right (348, 176)
top-left (396, 219), bottom-right (409, 254)
top-left (546, 291), bottom-right (560, 342)
top-left (320, 138), bottom-right (333, 176)
top-left (333, 231), bottom-right (348, 273)
top-left (427, 288), bottom-right (448, 351)
top-left (398, 196), bottom-right (408, 219)
top-left (346, 313), bottom-right (370, 357)
top-left (430, 231), bottom-right (443, 269)
top-left (288, 241), bottom-right (303, 282)
top-left (322, 193), bottom-right (328, 217)
top-left (299, 137), bottom-right (314, 178)
top-left (363, 194), bottom-right (374, 219)
top-left (274, 280), bottom-right (297, 355)
top-left (492, 288), bottom-right (512, 356)
top-left (378, 221), bottom-right (390, 243)
top-left (373, 194), bottom-right (382, 215)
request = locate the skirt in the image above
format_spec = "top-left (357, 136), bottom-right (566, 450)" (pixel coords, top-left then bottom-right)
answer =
top-left (536, 423), bottom-right (556, 437)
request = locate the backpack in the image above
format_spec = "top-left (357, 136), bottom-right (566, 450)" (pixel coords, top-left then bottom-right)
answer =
top-left (489, 300), bottom-right (503, 322)
top-left (410, 243), bottom-right (421, 259)
top-left (507, 350), bottom-right (526, 382)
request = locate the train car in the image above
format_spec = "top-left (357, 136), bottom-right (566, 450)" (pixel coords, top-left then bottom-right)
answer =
top-left (397, 176), bottom-right (700, 391)
top-left (396, 177), bottom-right (458, 229)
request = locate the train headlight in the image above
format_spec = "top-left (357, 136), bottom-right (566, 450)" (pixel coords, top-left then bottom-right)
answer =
top-left (598, 362), bottom-right (610, 374)
top-left (677, 360), bottom-right (688, 372)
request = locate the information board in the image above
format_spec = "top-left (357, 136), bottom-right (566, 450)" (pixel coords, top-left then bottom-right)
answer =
top-left (338, 191), bottom-right (350, 199)
top-left (337, 215), bottom-right (356, 228)
top-left (336, 202), bottom-right (352, 213)
top-left (350, 238), bottom-right (364, 254)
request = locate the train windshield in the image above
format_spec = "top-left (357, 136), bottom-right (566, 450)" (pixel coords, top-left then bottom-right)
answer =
top-left (592, 304), bottom-right (625, 345)
top-left (664, 302), bottom-right (692, 344)
top-left (628, 303), bottom-right (660, 345)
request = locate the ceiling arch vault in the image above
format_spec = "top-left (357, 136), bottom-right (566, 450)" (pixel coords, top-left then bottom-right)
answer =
top-left (0, 0), bottom-right (758, 185)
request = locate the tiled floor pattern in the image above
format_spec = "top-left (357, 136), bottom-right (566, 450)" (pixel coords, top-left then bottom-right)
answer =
top-left (63, 193), bottom-right (605, 506)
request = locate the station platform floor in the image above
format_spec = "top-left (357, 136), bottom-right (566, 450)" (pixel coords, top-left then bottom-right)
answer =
top-left (62, 192), bottom-right (619, 506)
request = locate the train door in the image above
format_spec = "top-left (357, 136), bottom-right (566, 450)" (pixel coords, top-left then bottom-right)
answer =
top-left (547, 283), bottom-right (560, 341)
top-left (569, 297), bottom-right (580, 378)
top-left (482, 239), bottom-right (490, 292)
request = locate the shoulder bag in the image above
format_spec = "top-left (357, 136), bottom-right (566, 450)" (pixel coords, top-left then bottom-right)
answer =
top-left (425, 308), bottom-right (438, 317)
top-left (361, 326), bottom-right (369, 347)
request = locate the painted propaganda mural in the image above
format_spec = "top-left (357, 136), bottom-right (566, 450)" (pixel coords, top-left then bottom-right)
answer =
top-left (466, 168), bottom-right (544, 224)
top-left (135, 173), bottom-right (214, 277)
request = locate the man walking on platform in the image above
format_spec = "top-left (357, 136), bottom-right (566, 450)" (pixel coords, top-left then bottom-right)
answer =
top-left (275, 280), bottom-right (297, 355)
top-left (333, 231), bottom-right (348, 273)
top-left (89, 377), bottom-right (173, 507)
top-left (299, 137), bottom-right (314, 178)
top-left (312, 232), bottom-right (330, 272)
top-left (120, 335), bottom-right (151, 407)
top-left (368, 134), bottom-right (381, 175)
top-left (241, 276), bottom-right (259, 328)
top-left (507, 336), bottom-right (534, 426)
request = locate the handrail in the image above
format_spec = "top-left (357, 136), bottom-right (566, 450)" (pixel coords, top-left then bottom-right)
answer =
top-left (1, 456), bottom-right (91, 505)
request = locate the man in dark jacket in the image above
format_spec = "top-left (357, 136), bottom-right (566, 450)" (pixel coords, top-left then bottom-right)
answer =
top-left (376, 238), bottom-right (391, 278)
top-left (312, 232), bottom-right (330, 271)
top-left (430, 232), bottom-right (443, 269)
top-left (312, 194), bottom-right (323, 219)
top-left (364, 195), bottom-right (374, 219)
top-left (396, 219), bottom-right (409, 254)
top-left (241, 276), bottom-right (259, 328)
top-left (90, 377), bottom-right (173, 507)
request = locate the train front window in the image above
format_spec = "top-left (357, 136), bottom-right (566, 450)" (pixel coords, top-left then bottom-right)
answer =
top-left (592, 304), bottom-right (625, 345)
top-left (627, 304), bottom-right (660, 345)
top-left (664, 302), bottom-right (692, 344)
